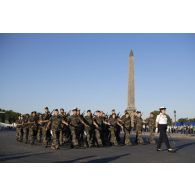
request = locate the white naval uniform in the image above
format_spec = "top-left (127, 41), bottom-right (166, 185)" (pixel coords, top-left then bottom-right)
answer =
top-left (156, 113), bottom-right (168, 125)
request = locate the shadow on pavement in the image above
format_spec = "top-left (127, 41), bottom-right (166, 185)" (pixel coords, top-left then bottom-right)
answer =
top-left (0, 152), bottom-right (52, 162)
top-left (86, 153), bottom-right (131, 163)
top-left (176, 142), bottom-right (195, 151)
top-left (54, 155), bottom-right (96, 163)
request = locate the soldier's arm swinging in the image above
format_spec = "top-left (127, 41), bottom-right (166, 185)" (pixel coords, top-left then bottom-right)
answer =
top-left (62, 120), bottom-right (69, 126)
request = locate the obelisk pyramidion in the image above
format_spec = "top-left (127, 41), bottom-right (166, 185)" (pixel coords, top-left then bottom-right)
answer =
top-left (127, 49), bottom-right (136, 113)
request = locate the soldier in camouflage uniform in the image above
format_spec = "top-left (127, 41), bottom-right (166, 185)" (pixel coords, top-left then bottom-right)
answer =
top-left (29, 111), bottom-right (39, 145)
top-left (16, 115), bottom-right (23, 142)
top-left (37, 114), bottom-right (43, 143)
top-left (146, 112), bottom-right (156, 144)
top-left (93, 111), bottom-right (104, 147)
top-left (83, 110), bottom-right (95, 148)
top-left (68, 108), bottom-right (88, 148)
top-left (134, 111), bottom-right (144, 145)
top-left (120, 111), bottom-right (133, 145)
top-left (23, 114), bottom-right (30, 144)
top-left (46, 109), bottom-right (68, 150)
top-left (107, 113), bottom-right (119, 146)
top-left (40, 107), bottom-right (51, 147)
top-left (59, 108), bottom-right (68, 146)
top-left (76, 108), bottom-right (85, 147)
top-left (100, 111), bottom-right (110, 145)
top-left (130, 110), bottom-right (137, 130)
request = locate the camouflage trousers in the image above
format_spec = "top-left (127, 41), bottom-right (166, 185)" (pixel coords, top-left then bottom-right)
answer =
top-left (83, 127), bottom-right (93, 147)
top-left (29, 127), bottom-right (37, 144)
top-left (94, 129), bottom-right (103, 146)
top-left (37, 126), bottom-right (42, 143)
top-left (23, 127), bottom-right (29, 143)
top-left (124, 127), bottom-right (132, 145)
top-left (16, 128), bottom-right (23, 141)
top-left (108, 127), bottom-right (118, 146)
top-left (149, 126), bottom-right (156, 144)
top-left (59, 129), bottom-right (66, 145)
top-left (42, 127), bottom-right (51, 146)
top-left (51, 129), bottom-right (60, 149)
top-left (70, 126), bottom-right (78, 146)
top-left (135, 129), bottom-right (144, 144)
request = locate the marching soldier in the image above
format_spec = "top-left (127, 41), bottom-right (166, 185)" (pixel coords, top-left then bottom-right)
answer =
top-left (29, 111), bottom-right (39, 145)
top-left (93, 111), bottom-right (105, 147)
top-left (146, 112), bottom-right (156, 144)
top-left (76, 108), bottom-right (85, 147)
top-left (130, 110), bottom-right (137, 130)
top-left (120, 111), bottom-right (133, 145)
top-left (23, 114), bottom-right (30, 144)
top-left (107, 113), bottom-right (120, 146)
top-left (59, 108), bottom-right (67, 145)
top-left (68, 108), bottom-right (88, 148)
top-left (83, 110), bottom-right (95, 148)
top-left (46, 109), bottom-right (69, 150)
top-left (41, 107), bottom-right (51, 147)
top-left (37, 114), bottom-right (43, 143)
top-left (134, 111), bottom-right (144, 145)
top-left (99, 111), bottom-right (110, 145)
top-left (16, 115), bottom-right (23, 142)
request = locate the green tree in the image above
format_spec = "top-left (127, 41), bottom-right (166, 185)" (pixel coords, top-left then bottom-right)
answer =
top-left (0, 108), bottom-right (21, 124)
top-left (178, 118), bottom-right (188, 123)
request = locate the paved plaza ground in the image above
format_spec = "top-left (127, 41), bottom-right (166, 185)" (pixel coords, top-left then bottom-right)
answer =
top-left (1, 129), bottom-right (195, 163)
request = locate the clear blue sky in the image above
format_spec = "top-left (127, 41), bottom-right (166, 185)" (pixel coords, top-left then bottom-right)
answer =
top-left (0, 34), bottom-right (195, 119)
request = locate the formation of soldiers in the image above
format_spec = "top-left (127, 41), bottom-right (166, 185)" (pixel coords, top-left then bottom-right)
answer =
top-left (15, 107), bottom-right (156, 150)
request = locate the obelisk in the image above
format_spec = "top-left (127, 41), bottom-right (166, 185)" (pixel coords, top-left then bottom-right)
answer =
top-left (127, 49), bottom-right (136, 113)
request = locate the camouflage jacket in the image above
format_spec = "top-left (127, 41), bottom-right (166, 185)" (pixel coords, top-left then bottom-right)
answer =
top-left (68, 115), bottom-right (83, 127)
top-left (108, 117), bottom-right (118, 128)
top-left (84, 116), bottom-right (94, 127)
top-left (16, 119), bottom-right (23, 128)
top-left (134, 117), bottom-right (143, 131)
top-left (94, 116), bottom-right (104, 128)
top-left (49, 115), bottom-right (63, 131)
top-left (121, 115), bottom-right (131, 130)
top-left (146, 117), bottom-right (155, 128)
top-left (29, 116), bottom-right (39, 130)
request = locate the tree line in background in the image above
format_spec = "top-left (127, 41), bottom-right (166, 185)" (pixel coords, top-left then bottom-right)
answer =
top-left (0, 108), bottom-right (21, 124)
top-left (178, 118), bottom-right (195, 123)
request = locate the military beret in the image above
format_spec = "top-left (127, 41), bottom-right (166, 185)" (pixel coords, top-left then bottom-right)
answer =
top-left (54, 109), bottom-right (59, 112)
top-left (136, 111), bottom-right (141, 114)
top-left (96, 110), bottom-right (100, 113)
top-left (44, 107), bottom-right (49, 110)
top-left (112, 109), bottom-right (116, 112)
top-left (87, 110), bottom-right (91, 113)
top-left (60, 108), bottom-right (64, 111)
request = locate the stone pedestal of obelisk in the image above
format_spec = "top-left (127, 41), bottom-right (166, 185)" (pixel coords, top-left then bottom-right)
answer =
top-left (127, 49), bottom-right (136, 113)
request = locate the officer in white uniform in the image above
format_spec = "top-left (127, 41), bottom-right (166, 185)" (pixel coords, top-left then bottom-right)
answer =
top-left (156, 107), bottom-right (175, 152)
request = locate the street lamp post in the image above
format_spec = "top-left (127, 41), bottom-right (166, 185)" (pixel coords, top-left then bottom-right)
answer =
top-left (174, 110), bottom-right (177, 126)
